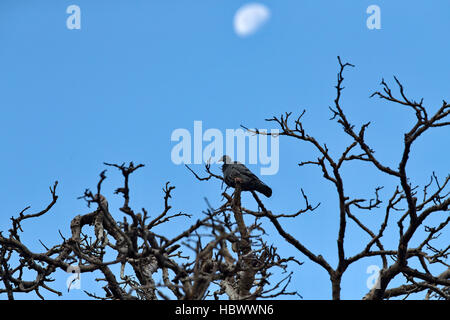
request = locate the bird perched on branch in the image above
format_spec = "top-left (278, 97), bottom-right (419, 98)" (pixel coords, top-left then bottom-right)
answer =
top-left (219, 155), bottom-right (272, 198)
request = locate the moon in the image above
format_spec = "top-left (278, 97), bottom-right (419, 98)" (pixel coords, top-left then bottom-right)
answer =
top-left (233, 3), bottom-right (271, 37)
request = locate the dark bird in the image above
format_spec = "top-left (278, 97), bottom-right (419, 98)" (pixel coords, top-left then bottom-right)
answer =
top-left (219, 155), bottom-right (272, 197)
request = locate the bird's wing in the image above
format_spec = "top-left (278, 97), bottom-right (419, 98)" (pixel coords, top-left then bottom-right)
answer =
top-left (232, 163), bottom-right (261, 182)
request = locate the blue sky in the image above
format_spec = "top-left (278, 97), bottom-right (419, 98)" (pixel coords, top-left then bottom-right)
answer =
top-left (0, 0), bottom-right (449, 299)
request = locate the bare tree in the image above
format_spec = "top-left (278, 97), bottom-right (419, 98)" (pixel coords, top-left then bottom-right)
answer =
top-left (1, 58), bottom-right (448, 300)
top-left (240, 57), bottom-right (450, 300)
top-left (0, 162), bottom-right (298, 300)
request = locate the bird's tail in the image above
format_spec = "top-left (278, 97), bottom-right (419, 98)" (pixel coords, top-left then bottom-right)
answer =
top-left (257, 183), bottom-right (272, 198)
